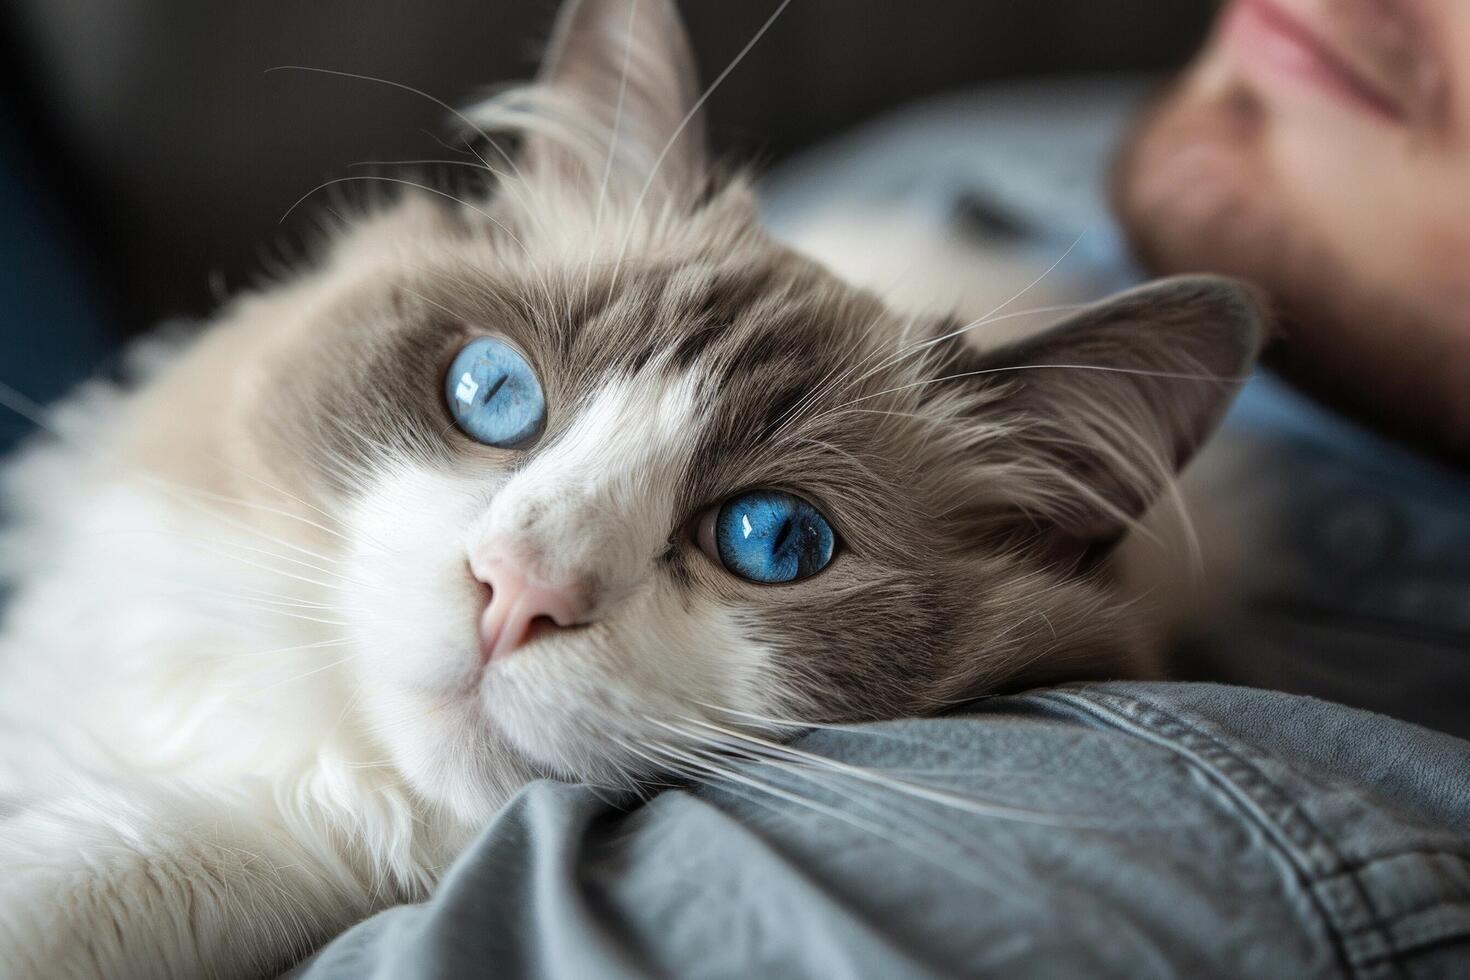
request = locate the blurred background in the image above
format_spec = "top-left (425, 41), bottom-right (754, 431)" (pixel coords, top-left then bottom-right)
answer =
top-left (0, 1), bottom-right (1211, 329)
top-left (0, 0), bottom-right (1213, 452)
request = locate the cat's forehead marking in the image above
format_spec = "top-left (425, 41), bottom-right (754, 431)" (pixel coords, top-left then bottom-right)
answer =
top-left (551, 253), bottom-right (869, 381)
top-left (540, 367), bottom-right (706, 480)
top-left (482, 366), bottom-right (709, 572)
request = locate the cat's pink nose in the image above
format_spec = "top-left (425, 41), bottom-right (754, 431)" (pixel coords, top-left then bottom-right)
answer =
top-left (472, 556), bottom-right (592, 662)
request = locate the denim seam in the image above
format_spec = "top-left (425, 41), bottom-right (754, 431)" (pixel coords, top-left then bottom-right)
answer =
top-left (1318, 855), bottom-right (1470, 928)
top-left (1031, 689), bottom-right (1401, 980)
top-left (1353, 895), bottom-right (1470, 941)
top-left (1328, 847), bottom-right (1470, 875)
top-left (1362, 901), bottom-right (1470, 965)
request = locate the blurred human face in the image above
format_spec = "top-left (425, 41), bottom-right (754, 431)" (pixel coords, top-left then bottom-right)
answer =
top-left (1118, 0), bottom-right (1470, 451)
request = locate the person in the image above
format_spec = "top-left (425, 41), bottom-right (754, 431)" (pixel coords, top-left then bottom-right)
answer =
top-left (251, 3), bottom-right (1470, 976)
top-left (1117, 0), bottom-right (1470, 739)
top-left (1119, 0), bottom-right (1470, 464)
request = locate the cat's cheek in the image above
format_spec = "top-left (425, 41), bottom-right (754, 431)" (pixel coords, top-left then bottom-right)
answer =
top-left (340, 464), bottom-right (502, 693)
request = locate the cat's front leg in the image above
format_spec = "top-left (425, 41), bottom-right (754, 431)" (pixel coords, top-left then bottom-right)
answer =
top-left (0, 782), bottom-right (379, 980)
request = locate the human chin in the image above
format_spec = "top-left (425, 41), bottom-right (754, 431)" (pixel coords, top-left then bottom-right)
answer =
top-left (1114, 65), bottom-right (1283, 283)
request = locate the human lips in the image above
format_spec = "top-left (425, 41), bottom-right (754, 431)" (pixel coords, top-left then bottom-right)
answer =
top-left (1219, 0), bottom-right (1440, 125)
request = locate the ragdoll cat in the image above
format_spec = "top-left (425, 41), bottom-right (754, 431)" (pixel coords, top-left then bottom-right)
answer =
top-left (0, 0), bottom-right (1264, 976)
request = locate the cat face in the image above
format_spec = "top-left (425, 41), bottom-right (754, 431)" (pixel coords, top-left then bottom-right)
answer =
top-left (228, 0), bottom-right (1264, 818)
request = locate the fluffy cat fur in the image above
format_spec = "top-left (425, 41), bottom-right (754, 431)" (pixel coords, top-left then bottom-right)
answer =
top-left (0, 1), bottom-right (1265, 976)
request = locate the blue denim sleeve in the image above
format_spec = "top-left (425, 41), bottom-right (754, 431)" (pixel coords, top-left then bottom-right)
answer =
top-left (289, 682), bottom-right (1470, 979)
top-left (1177, 373), bottom-right (1470, 741)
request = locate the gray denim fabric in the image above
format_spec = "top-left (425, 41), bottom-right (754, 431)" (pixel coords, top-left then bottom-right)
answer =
top-left (291, 682), bottom-right (1470, 979)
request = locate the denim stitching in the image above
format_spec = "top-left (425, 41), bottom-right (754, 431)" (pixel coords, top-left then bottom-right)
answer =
top-left (1069, 690), bottom-right (1470, 966)
top-left (1030, 689), bottom-right (1401, 980)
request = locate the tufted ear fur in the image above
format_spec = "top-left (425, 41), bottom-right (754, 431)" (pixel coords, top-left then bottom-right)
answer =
top-left (511, 0), bottom-right (707, 197)
top-left (951, 274), bottom-right (1268, 558)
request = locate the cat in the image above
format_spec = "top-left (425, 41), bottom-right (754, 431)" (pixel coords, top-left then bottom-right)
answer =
top-left (0, 0), bottom-right (1264, 976)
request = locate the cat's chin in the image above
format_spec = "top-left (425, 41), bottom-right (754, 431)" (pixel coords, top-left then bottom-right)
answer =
top-left (474, 644), bottom-right (635, 783)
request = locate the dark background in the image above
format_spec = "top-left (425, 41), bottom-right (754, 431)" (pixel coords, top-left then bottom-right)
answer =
top-left (0, 0), bottom-right (1213, 339)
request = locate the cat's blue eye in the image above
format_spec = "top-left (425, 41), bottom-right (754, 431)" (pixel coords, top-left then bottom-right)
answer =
top-left (713, 490), bottom-right (836, 584)
top-left (445, 337), bottom-right (546, 448)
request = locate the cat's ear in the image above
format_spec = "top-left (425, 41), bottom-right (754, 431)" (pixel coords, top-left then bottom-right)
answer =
top-left (954, 274), bottom-right (1267, 554)
top-left (520, 0), bottom-right (707, 195)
